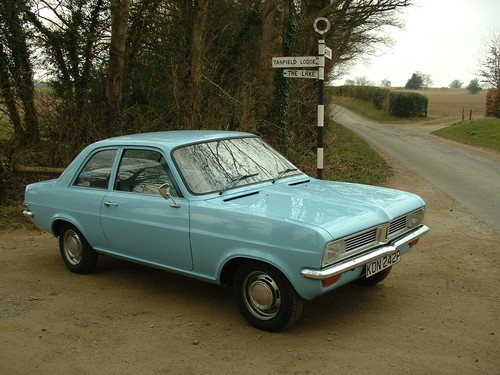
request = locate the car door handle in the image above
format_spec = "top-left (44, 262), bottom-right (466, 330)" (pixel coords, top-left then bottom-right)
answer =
top-left (104, 201), bottom-right (119, 207)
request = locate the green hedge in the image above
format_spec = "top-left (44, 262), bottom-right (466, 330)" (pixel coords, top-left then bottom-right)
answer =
top-left (331, 85), bottom-right (428, 118)
top-left (372, 88), bottom-right (390, 110)
top-left (331, 85), bottom-right (390, 108)
top-left (389, 92), bottom-right (428, 117)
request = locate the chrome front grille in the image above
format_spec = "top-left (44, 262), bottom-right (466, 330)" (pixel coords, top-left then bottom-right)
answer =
top-left (345, 215), bottom-right (410, 254)
top-left (389, 216), bottom-right (407, 235)
top-left (345, 228), bottom-right (377, 251)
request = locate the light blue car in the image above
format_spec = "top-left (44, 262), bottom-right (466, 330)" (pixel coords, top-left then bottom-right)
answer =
top-left (23, 131), bottom-right (429, 331)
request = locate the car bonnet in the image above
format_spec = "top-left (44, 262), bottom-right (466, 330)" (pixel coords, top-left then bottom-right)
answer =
top-left (209, 179), bottom-right (425, 240)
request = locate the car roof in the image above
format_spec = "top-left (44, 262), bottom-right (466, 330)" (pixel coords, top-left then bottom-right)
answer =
top-left (92, 130), bottom-right (254, 151)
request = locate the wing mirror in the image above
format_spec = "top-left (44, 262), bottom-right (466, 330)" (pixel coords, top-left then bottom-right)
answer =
top-left (158, 183), bottom-right (181, 208)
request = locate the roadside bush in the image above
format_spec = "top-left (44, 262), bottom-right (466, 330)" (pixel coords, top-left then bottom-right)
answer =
top-left (485, 88), bottom-right (500, 118)
top-left (330, 86), bottom-right (390, 110)
top-left (389, 92), bottom-right (428, 117)
top-left (372, 88), bottom-right (390, 110)
top-left (330, 86), bottom-right (427, 118)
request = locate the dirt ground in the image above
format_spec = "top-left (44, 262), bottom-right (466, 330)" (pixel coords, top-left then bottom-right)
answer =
top-left (1, 155), bottom-right (499, 374)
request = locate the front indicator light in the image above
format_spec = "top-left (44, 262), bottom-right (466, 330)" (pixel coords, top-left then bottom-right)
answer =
top-left (409, 238), bottom-right (420, 247)
top-left (322, 275), bottom-right (341, 287)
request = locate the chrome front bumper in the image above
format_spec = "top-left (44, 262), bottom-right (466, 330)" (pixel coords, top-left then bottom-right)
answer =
top-left (301, 225), bottom-right (430, 280)
top-left (22, 210), bottom-right (34, 219)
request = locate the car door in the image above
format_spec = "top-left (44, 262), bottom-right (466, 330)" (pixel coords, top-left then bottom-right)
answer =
top-left (70, 147), bottom-right (119, 249)
top-left (99, 148), bottom-right (193, 271)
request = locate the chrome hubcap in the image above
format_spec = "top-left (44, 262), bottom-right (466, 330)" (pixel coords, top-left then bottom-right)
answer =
top-left (243, 272), bottom-right (281, 320)
top-left (64, 230), bottom-right (82, 265)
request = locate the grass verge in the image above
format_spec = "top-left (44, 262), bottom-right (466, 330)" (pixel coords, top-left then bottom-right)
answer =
top-left (293, 121), bottom-right (391, 185)
top-left (432, 118), bottom-right (500, 152)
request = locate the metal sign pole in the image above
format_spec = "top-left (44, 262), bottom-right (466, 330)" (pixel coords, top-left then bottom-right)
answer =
top-left (271, 18), bottom-right (331, 180)
top-left (317, 34), bottom-right (325, 180)
top-left (313, 18), bottom-right (330, 180)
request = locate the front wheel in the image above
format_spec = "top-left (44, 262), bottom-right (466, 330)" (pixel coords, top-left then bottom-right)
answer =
top-left (233, 261), bottom-right (303, 332)
top-left (59, 223), bottom-right (98, 274)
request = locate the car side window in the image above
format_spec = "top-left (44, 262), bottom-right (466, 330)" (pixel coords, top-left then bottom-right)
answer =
top-left (74, 149), bottom-right (117, 189)
top-left (114, 149), bottom-right (176, 196)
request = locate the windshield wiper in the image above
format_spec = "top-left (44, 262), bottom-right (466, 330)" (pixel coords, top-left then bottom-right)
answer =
top-left (219, 173), bottom-right (260, 195)
top-left (272, 168), bottom-right (298, 183)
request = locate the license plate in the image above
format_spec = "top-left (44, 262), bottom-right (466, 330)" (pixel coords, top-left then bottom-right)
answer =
top-left (366, 250), bottom-right (400, 277)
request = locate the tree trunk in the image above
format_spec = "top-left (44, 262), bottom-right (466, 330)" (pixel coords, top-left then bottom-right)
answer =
top-left (255, 0), bottom-right (287, 120)
top-left (188, 0), bottom-right (209, 129)
top-left (77, 0), bottom-right (105, 119)
top-left (0, 44), bottom-right (24, 141)
top-left (106, 0), bottom-right (130, 136)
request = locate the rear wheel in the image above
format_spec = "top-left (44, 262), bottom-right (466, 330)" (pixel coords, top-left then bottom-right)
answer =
top-left (59, 223), bottom-right (98, 274)
top-left (233, 261), bottom-right (303, 332)
top-left (355, 266), bottom-right (392, 286)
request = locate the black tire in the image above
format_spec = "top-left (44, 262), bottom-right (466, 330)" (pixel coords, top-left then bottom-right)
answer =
top-left (59, 223), bottom-right (98, 274)
top-left (233, 261), bottom-right (303, 332)
top-left (355, 266), bottom-right (392, 286)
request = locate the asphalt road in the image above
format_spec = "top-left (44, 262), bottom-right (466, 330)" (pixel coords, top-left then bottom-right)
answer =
top-left (333, 106), bottom-right (500, 233)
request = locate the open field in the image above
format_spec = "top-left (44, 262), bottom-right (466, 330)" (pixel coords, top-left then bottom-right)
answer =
top-left (398, 88), bottom-right (488, 124)
top-left (396, 88), bottom-right (499, 152)
top-left (330, 87), bottom-right (489, 126)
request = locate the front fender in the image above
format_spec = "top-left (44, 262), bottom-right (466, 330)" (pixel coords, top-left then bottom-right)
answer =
top-left (214, 247), bottom-right (324, 300)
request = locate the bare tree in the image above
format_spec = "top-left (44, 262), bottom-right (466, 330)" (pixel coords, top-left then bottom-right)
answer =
top-left (419, 72), bottom-right (433, 88)
top-left (106, 0), bottom-right (130, 135)
top-left (466, 78), bottom-right (482, 94)
top-left (26, 0), bottom-right (107, 142)
top-left (255, 0), bottom-right (288, 121)
top-left (0, 44), bottom-right (23, 141)
top-left (187, 0), bottom-right (209, 129)
top-left (381, 78), bottom-right (392, 87)
top-left (1, 0), bottom-right (414, 160)
top-left (354, 76), bottom-right (374, 86)
top-left (479, 32), bottom-right (500, 89)
top-left (0, 0), bottom-right (40, 145)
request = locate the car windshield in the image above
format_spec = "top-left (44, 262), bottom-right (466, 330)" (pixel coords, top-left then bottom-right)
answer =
top-left (172, 136), bottom-right (303, 194)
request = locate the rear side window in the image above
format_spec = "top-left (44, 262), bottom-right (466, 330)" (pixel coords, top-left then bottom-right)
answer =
top-left (114, 149), bottom-right (175, 195)
top-left (74, 149), bottom-right (117, 189)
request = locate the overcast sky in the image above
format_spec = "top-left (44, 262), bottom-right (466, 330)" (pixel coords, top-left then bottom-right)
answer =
top-left (332, 0), bottom-right (500, 88)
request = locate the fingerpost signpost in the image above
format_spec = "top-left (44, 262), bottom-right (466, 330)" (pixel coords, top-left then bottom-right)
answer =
top-left (271, 17), bottom-right (331, 179)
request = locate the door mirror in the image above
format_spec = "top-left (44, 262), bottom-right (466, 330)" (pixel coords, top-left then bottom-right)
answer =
top-left (158, 183), bottom-right (180, 208)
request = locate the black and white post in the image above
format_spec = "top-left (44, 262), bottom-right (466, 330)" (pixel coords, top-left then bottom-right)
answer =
top-left (313, 17), bottom-right (330, 180)
top-left (271, 18), bottom-right (331, 179)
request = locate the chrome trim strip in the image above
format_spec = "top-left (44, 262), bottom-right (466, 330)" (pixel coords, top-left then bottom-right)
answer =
top-left (22, 210), bottom-right (34, 219)
top-left (301, 225), bottom-right (429, 280)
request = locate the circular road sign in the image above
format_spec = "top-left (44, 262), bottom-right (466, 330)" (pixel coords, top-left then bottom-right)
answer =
top-left (313, 17), bottom-right (330, 35)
